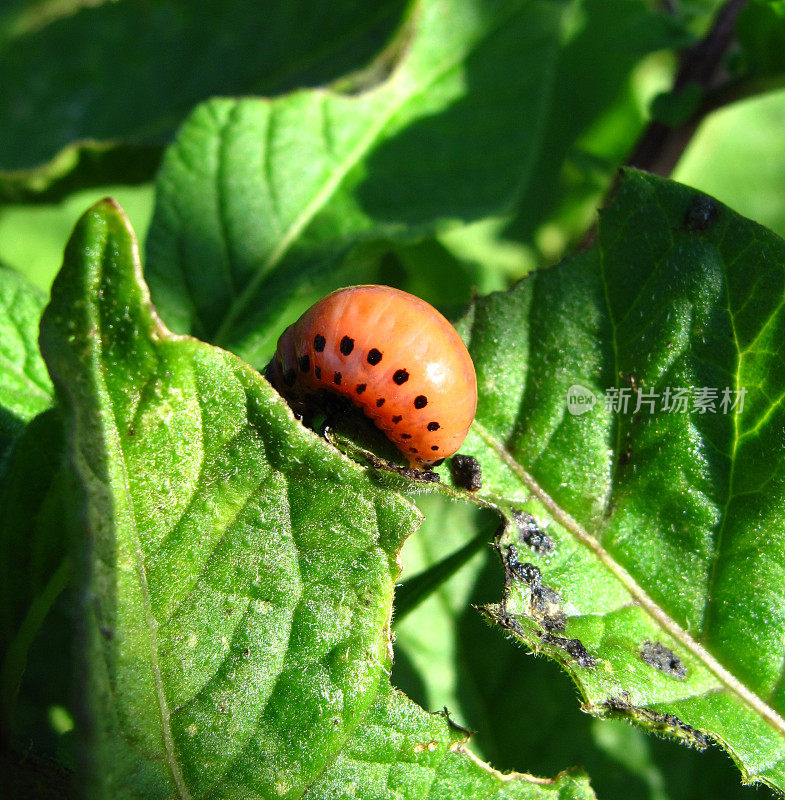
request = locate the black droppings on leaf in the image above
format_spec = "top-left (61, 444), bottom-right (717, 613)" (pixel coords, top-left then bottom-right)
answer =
top-left (450, 453), bottom-right (482, 492)
top-left (505, 545), bottom-right (540, 586)
top-left (539, 632), bottom-right (596, 668)
top-left (640, 640), bottom-right (687, 679)
top-left (511, 509), bottom-right (554, 554)
top-left (684, 194), bottom-right (719, 232)
top-left (603, 696), bottom-right (708, 749)
top-left (531, 583), bottom-right (567, 633)
top-left (505, 545), bottom-right (566, 631)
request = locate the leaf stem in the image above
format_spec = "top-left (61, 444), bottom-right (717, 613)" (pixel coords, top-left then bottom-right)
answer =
top-left (626, 0), bottom-right (750, 177)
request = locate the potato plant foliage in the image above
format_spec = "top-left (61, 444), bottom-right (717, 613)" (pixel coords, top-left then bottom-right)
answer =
top-left (3, 1), bottom-right (785, 799)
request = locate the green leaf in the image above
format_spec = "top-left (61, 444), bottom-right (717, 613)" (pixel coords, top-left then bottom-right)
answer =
top-left (450, 169), bottom-right (785, 793)
top-left (393, 498), bottom-right (773, 800)
top-left (39, 198), bottom-right (595, 798)
top-left (144, 0), bottom-right (569, 366)
top-left (0, 0), bottom-right (405, 177)
top-left (0, 265), bottom-right (53, 465)
top-left (307, 684), bottom-right (595, 800)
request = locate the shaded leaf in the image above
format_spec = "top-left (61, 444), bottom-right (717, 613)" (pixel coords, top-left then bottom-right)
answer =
top-left (38, 198), bottom-right (595, 798)
top-left (0, 0), bottom-right (405, 181)
top-left (507, 0), bottom-right (692, 245)
top-left (0, 410), bottom-right (71, 746)
top-left (144, 0), bottom-right (569, 366)
top-left (450, 169), bottom-right (785, 793)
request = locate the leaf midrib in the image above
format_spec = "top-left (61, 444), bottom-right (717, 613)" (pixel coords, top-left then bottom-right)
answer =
top-left (89, 244), bottom-right (193, 799)
top-left (472, 419), bottom-right (785, 740)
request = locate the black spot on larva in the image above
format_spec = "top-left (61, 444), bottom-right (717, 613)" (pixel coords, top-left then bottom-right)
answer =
top-left (367, 348), bottom-right (383, 365)
top-left (451, 454), bottom-right (482, 492)
top-left (314, 334), bottom-right (326, 352)
top-left (315, 366), bottom-right (322, 380)
top-left (409, 447), bottom-right (418, 453)
top-left (511, 509), bottom-right (555, 555)
top-left (356, 384), bottom-right (367, 394)
top-left (684, 194), bottom-right (719, 232)
top-left (427, 421), bottom-right (440, 431)
top-left (400, 433), bottom-right (411, 440)
top-left (639, 640), bottom-right (687, 679)
top-left (298, 355), bottom-right (310, 373)
top-left (376, 398), bottom-right (385, 407)
top-left (431, 445), bottom-right (439, 451)
top-left (283, 369), bottom-right (296, 387)
top-left (414, 395), bottom-right (428, 409)
top-left (393, 369), bottom-right (409, 385)
top-left (392, 415), bottom-right (402, 424)
top-left (340, 336), bottom-right (354, 356)
top-left (333, 372), bottom-right (342, 385)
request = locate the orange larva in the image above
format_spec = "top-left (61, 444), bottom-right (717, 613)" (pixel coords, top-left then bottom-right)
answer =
top-left (267, 285), bottom-right (477, 468)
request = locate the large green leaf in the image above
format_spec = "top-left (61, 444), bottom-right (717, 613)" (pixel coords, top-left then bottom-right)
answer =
top-left (0, 0), bottom-right (405, 189)
top-left (144, 0), bottom-right (569, 366)
top-left (38, 198), bottom-right (595, 798)
top-left (0, 265), bottom-right (53, 465)
top-left (446, 169), bottom-right (785, 794)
